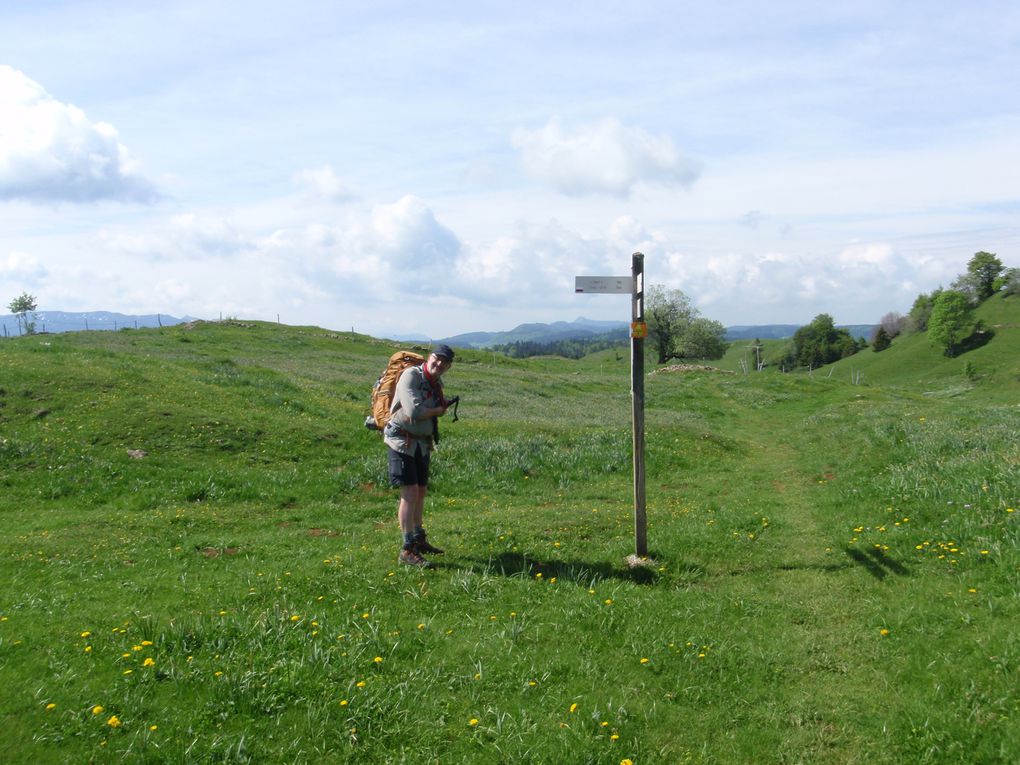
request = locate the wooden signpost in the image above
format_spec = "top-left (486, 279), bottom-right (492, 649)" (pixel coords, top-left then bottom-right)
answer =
top-left (575, 252), bottom-right (648, 560)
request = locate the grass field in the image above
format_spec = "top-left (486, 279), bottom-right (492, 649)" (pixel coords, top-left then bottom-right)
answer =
top-left (1, 299), bottom-right (1018, 764)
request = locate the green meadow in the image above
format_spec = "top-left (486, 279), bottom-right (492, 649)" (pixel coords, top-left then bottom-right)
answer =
top-left (1, 296), bottom-right (1017, 764)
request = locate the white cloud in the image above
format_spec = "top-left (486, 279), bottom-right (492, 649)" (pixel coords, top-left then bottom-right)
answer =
top-left (0, 66), bottom-right (158, 204)
top-left (512, 117), bottom-right (701, 197)
top-left (292, 165), bottom-right (357, 204)
top-left (98, 213), bottom-right (251, 260)
top-left (1, 250), bottom-right (47, 281)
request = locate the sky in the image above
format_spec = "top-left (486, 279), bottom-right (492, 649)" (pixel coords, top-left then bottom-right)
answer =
top-left (1, 1), bottom-right (1018, 339)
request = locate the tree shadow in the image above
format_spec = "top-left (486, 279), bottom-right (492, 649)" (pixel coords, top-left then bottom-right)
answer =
top-left (460, 551), bottom-right (671, 586)
top-left (958, 327), bottom-right (995, 354)
top-left (845, 547), bottom-right (911, 580)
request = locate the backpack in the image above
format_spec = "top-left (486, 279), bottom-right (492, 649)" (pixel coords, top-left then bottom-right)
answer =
top-left (366, 351), bottom-right (424, 431)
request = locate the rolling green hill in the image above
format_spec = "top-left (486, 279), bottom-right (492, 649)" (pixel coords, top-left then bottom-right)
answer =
top-left (1, 316), bottom-right (1016, 764)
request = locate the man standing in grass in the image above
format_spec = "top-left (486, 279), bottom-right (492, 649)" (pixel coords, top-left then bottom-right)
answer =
top-left (383, 344), bottom-right (456, 568)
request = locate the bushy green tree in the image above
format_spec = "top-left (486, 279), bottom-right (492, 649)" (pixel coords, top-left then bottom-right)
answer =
top-left (646, 285), bottom-right (728, 363)
top-left (7, 292), bottom-right (38, 335)
top-left (646, 285), bottom-right (695, 364)
top-left (928, 290), bottom-right (977, 357)
top-left (675, 317), bottom-right (728, 360)
top-left (965, 251), bottom-right (1004, 301)
top-left (783, 314), bottom-right (863, 368)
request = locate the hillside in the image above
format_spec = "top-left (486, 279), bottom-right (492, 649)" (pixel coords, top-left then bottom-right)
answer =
top-left (0, 318), bottom-right (1016, 763)
top-left (822, 292), bottom-right (1020, 402)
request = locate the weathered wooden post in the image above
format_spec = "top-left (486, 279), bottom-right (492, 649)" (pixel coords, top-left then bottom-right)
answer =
top-left (630, 252), bottom-right (647, 558)
top-left (575, 252), bottom-right (649, 561)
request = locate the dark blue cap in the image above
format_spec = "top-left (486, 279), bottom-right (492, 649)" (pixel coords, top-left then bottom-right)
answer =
top-left (433, 344), bottom-right (455, 361)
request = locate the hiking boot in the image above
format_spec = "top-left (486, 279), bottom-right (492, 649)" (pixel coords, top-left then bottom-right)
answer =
top-left (415, 534), bottom-right (445, 555)
top-left (399, 548), bottom-right (433, 568)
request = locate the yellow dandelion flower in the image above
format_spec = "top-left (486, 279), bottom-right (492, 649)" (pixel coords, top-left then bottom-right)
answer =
top-left (601, 721), bottom-right (609, 727)
top-left (92, 705), bottom-right (104, 715)
top-left (84, 646), bottom-right (92, 653)
top-left (46, 703), bottom-right (57, 711)
top-left (143, 658), bottom-right (155, 667)
top-left (362, 612), bottom-right (370, 619)
top-left (149, 725), bottom-right (157, 731)
top-left (550, 577), bottom-right (557, 584)
top-left (339, 700), bottom-right (348, 707)
top-left (604, 598), bottom-right (613, 606)
top-left (214, 671), bottom-right (223, 677)
top-left (640, 657), bottom-right (649, 665)
top-left (107, 715), bottom-right (121, 728)
top-left (570, 703), bottom-right (579, 713)
top-left (356, 681), bottom-right (366, 688)
top-left (880, 628), bottom-right (890, 636)
top-left (610, 733), bottom-right (620, 741)
top-left (80, 631), bottom-right (91, 638)
top-left (469, 718), bottom-right (479, 726)
top-left (373, 656), bottom-right (383, 664)
top-left (140, 640), bottom-right (153, 646)
top-left (290, 615), bottom-right (301, 622)
top-left (621, 758), bottom-right (633, 764)
top-left (417, 623), bottom-right (425, 630)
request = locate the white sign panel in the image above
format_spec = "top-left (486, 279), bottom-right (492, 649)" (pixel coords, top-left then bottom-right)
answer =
top-left (575, 276), bottom-right (633, 294)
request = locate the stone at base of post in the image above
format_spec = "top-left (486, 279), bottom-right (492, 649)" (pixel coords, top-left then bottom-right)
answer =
top-left (625, 553), bottom-right (657, 569)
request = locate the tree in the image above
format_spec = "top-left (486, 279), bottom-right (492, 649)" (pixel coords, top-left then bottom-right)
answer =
top-left (7, 292), bottom-right (38, 335)
top-left (786, 314), bottom-right (863, 368)
top-left (646, 285), bottom-right (695, 364)
top-left (675, 318), bottom-right (728, 360)
top-left (877, 311), bottom-right (906, 339)
top-left (997, 267), bottom-right (1020, 297)
top-left (965, 251), bottom-right (1004, 301)
top-left (872, 326), bottom-right (892, 352)
top-left (907, 289), bottom-right (942, 333)
top-left (928, 290), bottom-right (977, 357)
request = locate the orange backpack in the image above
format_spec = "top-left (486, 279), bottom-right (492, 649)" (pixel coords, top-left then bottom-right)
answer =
top-left (367, 351), bottom-right (424, 431)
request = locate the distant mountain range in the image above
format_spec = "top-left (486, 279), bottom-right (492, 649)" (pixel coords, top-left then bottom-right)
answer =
top-left (1, 310), bottom-right (197, 336)
top-left (438, 317), bottom-right (629, 348)
top-left (438, 317), bottom-right (875, 348)
top-left (1, 311), bottom-right (875, 344)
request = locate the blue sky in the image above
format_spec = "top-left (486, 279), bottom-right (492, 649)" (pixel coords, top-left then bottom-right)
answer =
top-left (2, 1), bottom-right (1018, 338)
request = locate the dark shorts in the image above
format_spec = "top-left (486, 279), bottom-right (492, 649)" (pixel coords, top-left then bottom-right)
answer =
top-left (388, 446), bottom-right (431, 487)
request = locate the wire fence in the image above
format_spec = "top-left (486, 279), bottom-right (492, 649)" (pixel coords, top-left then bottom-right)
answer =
top-left (1, 313), bottom-right (190, 338)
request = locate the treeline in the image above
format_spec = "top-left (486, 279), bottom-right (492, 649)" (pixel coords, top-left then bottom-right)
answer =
top-left (492, 328), bottom-right (630, 359)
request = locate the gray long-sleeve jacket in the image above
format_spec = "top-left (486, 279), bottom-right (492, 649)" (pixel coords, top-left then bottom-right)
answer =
top-left (383, 365), bottom-right (444, 455)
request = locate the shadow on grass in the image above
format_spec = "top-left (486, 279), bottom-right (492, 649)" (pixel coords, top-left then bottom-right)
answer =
top-left (462, 551), bottom-right (669, 586)
top-left (845, 547), bottom-right (911, 580)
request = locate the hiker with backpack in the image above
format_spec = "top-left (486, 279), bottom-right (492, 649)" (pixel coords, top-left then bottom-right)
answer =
top-left (381, 344), bottom-right (456, 567)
